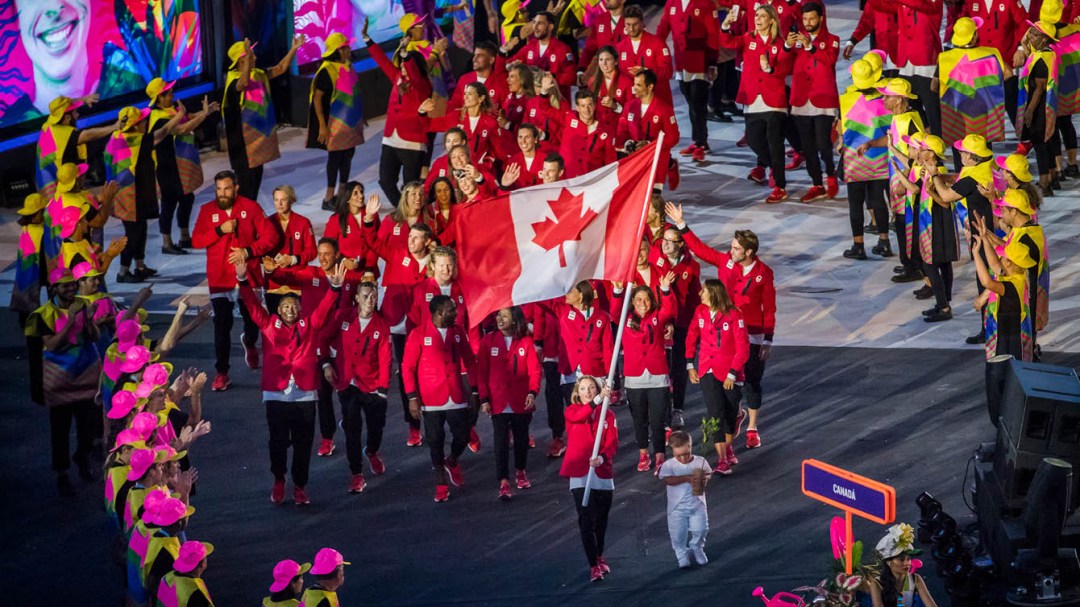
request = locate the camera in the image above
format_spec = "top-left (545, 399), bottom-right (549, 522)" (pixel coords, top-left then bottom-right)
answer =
top-left (452, 169), bottom-right (466, 179)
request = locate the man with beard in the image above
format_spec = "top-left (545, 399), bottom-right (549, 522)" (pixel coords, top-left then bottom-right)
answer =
top-left (580, 0), bottom-right (628, 70)
top-left (502, 12), bottom-right (578, 101)
top-left (617, 69), bottom-right (681, 190)
top-left (449, 42), bottom-right (509, 114)
top-left (191, 170), bottom-right (280, 392)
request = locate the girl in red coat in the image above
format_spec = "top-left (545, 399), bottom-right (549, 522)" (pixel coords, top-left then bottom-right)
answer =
top-left (422, 176), bottom-right (458, 241)
top-left (686, 279), bottom-right (750, 475)
top-left (559, 376), bottom-right (618, 583)
top-left (588, 46), bottom-right (635, 134)
top-left (378, 181), bottom-right (426, 251)
top-left (421, 83), bottom-right (507, 164)
top-left (612, 271), bottom-right (676, 474)
top-left (479, 307), bottom-right (542, 500)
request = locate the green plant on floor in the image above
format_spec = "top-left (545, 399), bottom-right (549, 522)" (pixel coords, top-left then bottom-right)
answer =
top-left (699, 417), bottom-right (720, 454)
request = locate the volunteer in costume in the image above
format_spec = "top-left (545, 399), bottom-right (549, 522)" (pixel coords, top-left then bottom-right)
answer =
top-left (156, 541), bottom-right (216, 607)
top-left (1016, 21), bottom-right (1060, 195)
top-left (223, 35), bottom-right (304, 200)
top-left (839, 59), bottom-right (893, 260)
top-left (867, 523), bottom-right (939, 607)
top-left (147, 78), bottom-right (219, 255)
top-left (302, 548), bottom-right (349, 607)
top-left (308, 33), bottom-right (367, 209)
top-left (12, 194), bottom-right (51, 406)
top-left (263, 559), bottom-right (311, 607)
top-left (35, 95), bottom-right (118, 199)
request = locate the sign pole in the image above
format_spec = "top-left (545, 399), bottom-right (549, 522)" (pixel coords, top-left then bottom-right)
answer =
top-left (845, 511), bottom-right (854, 575)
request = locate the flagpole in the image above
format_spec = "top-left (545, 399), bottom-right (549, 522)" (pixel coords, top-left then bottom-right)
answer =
top-left (582, 132), bottom-right (666, 507)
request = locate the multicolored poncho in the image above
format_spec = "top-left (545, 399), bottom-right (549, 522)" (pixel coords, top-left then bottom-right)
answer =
top-left (838, 88), bottom-right (891, 183)
top-left (312, 61), bottom-right (365, 152)
top-left (224, 68), bottom-right (281, 168)
top-left (938, 46), bottom-right (1007, 143)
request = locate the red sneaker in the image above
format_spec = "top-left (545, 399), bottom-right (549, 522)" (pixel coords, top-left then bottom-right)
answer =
top-left (211, 373), bottom-right (231, 392)
top-left (668, 161), bottom-right (681, 191)
top-left (665, 427), bottom-right (673, 446)
top-left (637, 452), bottom-right (650, 472)
top-left (736, 135), bottom-right (748, 147)
top-left (468, 427), bottom-right (482, 453)
top-left (725, 444), bottom-right (739, 466)
top-left (317, 439), bottom-right (335, 457)
top-left (826, 176), bottom-right (839, 198)
top-left (498, 480), bottom-right (512, 501)
top-left (528, 435), bottom-right (536, 449)
top-left (679, 143), bottom-right (699, 157)
top-left (590, 565), bottom-right (605, 582)
top-left (597, 556), bottom-right (612, 574)
top-left (515, 469), bottom-right (531, 489)
top-left (435, 484), bottom-right (450, 502)
top-left (786, 147), bottom-right (797, 158)
top-left (692, 147), bottom-right (706, 162)
top-left (713, 459), bottom-right (732, 475)
top-left (349, 473), bottom-right (367, 493)
top-left (800, 185), bottom-right (828, 203)
top-left (243, 336), bottom-right (260, 369)
top-left (768, 172), bottom-right (776, 188)
top-left (654, 453), bottom-right (665, 477)
top-left (765, 187), bottom-right (787, 204)
top-left (746, 429), bottom-right (762, 449)
top-left (734, 408), bottom-right (747, 438)
top-left (294, 486), bottom-right (311, 505)
top-left (406, 426), bottom-right (423, 447)
top-left (547, 437), bottom-right (566, 458)
top-left (366, 451), bottom-right (385, 476)
top-left (747, 166), bottom-right (767, 184)
top-left (785, 152), bottom-right (805, 171)
top-left (445, 461), bottom-right (464, 487)
top-left (271, 479), bottom-right (285, 504)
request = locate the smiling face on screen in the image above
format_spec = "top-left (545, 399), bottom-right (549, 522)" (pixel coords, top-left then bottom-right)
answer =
top-left (17, 0), bottom-right (90, 87)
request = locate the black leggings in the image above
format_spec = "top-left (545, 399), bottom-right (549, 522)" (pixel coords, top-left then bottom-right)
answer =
top-left (847, 180), bottom-right (889, 238)
top-left (317, 377), bottom-right (337, 440)
top-left (571, 487), bottom-right (612, 567)
top-left (393, 333), bottom-right (421, 430)
top-left (709, 60), bottom-right (739, 107)
top-left (120, 220), bottom-right (148, 267)
top-left (50, 401), bottom-right (99, 473)
top-left (492, 412), bottom-right (532, 481)
top-left (680, 79), bottom-right (710, 147)
top-left (669, 327), bottom-right (689, 413)
top-left (542, 360), bottom-right (569, 438)
top-left (326, 148), bottom-right (356, 190)
top-left (378, 145), bottom-right (426, 206)
top-left (626, 386), bottom-right (670, 453)
top-left (743, 343), bottom-right (766, 410)
top-left (235, 163), bottom-right (264, 201)
top-left (895, 213), bottom-right (919, 272)
top-left (746, 111), bottom-right (787, 188)
top-left (795, 115), bottom-right (836, 186)
top-left (159, 192), bottom-right (194, 236)
top-left (923, 261), bottom-right (954, 309)
top-left (700, 373), bottom-right (743, 440)
top-left (1057, 115), bottom-right (1077, 151)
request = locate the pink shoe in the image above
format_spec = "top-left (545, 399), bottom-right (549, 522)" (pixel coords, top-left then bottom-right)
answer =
top-left (366, 451), bottom-right (385, 475)
top-left (734, 408), bottom-right (747, 439)
top-left (468, 427), bottom-right (482, 453)
top-left (271, 478), bottom-right (285, 504)
top-left (725, 444), bottom-right (739, 466)
top-left (637, 452), bottom-right (650, 472)
top-left (597, 556), bottom-right (611, 574)
top-left (445, 461), bottom-right (464, 487)
top-left (713, 459), bottom-right (732, 475)
top-left (406, 426), bottom-right (423, 447)
top-left (498, 479), bottom-right (512, 501)
top-left (746, 429), bottom-right (762, 449)
top-left (590, 565), bottom-right (605, 582)
top-left (515, 469), bottom-right (532, 490)
top-left (435, 484), bottom-right (450, 502)
top-left (349, 473), bottom-right (367, 494)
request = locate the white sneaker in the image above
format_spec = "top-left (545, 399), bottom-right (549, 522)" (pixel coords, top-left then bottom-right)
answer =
top-left (677, 555), bottom-right (691, 569)
top-left (691, 547), bottom-right (708, 566)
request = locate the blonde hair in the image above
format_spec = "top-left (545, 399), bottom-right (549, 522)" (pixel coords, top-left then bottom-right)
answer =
top-left (391, 181), bottom-right (425, 222)
top-left (570, 376), bottom-right (604, 404)
top-left (272, 185), bottom-right (297, 205)
top-left (755, 5), bottom-right (780, 40)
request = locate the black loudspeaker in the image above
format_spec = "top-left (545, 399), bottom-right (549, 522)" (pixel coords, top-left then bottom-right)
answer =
top-left (993, 361), bottom-right (1080, 510)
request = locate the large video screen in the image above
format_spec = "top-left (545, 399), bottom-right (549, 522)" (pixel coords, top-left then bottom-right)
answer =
top-left (0, 0), bottom-right (204, 130)
top-left (293, 0), bottom-right (451, 66)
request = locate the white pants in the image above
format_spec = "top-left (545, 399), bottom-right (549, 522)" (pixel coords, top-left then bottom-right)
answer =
top-left (667, 504), bottom-right (708, 561)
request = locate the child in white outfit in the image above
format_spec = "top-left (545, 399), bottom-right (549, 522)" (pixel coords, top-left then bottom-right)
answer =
top-left (658, 430), bottom-right (712, 568)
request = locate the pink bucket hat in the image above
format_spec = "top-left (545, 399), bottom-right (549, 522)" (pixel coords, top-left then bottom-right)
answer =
top-left (116, 319), bottom-right (144, 353)
top-left (310, 548), bottom-right (351, 575)
top-left (130, 411), bottom-right (163, 439)
top-left (270, 559), bottom-right (312, 592)
top-left (174, 541), bottom-right (214, 574)
top-left (141, 487), bottom-right (172, 520)
top-left (119, 345), bottom-right (152, 374)
top-left (127, 448), bottom-right (161, 481)
top-left (148, 497), bottom-right (195, 527)
top-left (135, 362), bottom-right (173, 398)
top-left (107, 390), bottom-right (141, 420)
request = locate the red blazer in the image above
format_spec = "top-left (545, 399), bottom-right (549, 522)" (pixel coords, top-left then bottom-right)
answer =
top-left (377, 217), bottom-right (413, 253)
top-left (191, 196), bottom-right (280, 293)
top-left (558, 111), bottom-right (617, 178)
top-left (682, 227), bottom-right (777, 340)
top-left (239, 280), bottom-right (340, 392)
top-left (739, 0), bottom-right (803, 35)
top-left (895, 0), bottom-right (943, 67)
top-left (588, 70), bottom-right (635, 133)
top-left (617, 97), bottom-right (680, 187)
top-left (649, 250), bottom-right (702, 328)
top-left (405, 277), bottom-right (473, 340)
top-left (657, 0), bottom-right (721, 74)
top-left (503, 151), bottom-right (544, 190)
top-left (368, 40), bottom-right (432, 145)
top-left (477, 332), bottom-right (542, 414)
top-left (508, 37), bottom-right (578, 99)
top-left (428, 111), bottom-right (507, 164)
top-left (960, 0), bottom-right (1027, 59)
top-left (540, 301), bottom-right (614, 377)
top-left (449, 69), bottom-right (510, 115)
top-left (559, 403), bottom-right (618, 479)
top-left (266, 212), bottom-right (317, 294)
top-left (401, 320), bottom-right (477, 409)
top-left (500, 93), bottom-right (532, 133)
top-left (685, 305), bottom-right (750, 380)
top-left (719, 30), bottom-right (792, 108)
top-left (615, 33), bottom-right (675, 106)
top-left (361, 220), bottom-right (430, 327)
top-left (787, 31), bottom-right (841, 110)
top-left (524, 96), bottom-right (562, 149)
top-left (324, 213), bottom-right (380, 278)
top-left (850, 0), bottom-right (899, 64)
top-left (422, 204), bottom-right (458, 242)
top-left (523, 302), bottom-right (559, 360)
top-left (267, 264), bottom-right (363, 317)
top-left (425, 154), bottom-right (452, 193)
top-left (581, 13), bottom-right (628, 68)
top-left (611, 287), bottom-right (676, 378)
top-left (327, 311), bottom-right (393, 394)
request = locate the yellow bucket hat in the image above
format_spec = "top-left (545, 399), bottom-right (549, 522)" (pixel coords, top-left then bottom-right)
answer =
top-left (55, 162), bottom-right (88, 194)
top-left (954, 134), bottom-right (994, 158)
top-left (17, 193), bottom-right (47, 216)
top-left (145, 78), bottom-right (176, 102)
top-left (998, 188), bottom-right (1036, 216)
top-left (995, 154), bottom-right (1033, 183)
top-left (952, 17), bottom-right (983, 47)
top-left (850, 60), bottom-right (879, 90)
top-left (879, 78), bottom-right (917, 99)
top-left (46, 96), bottom-right (83, 125)
top-left (323, 33), bottom-right (351, 58)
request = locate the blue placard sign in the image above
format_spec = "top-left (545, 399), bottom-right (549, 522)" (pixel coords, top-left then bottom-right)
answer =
top-left (801, 459), bottom-right (895, 524)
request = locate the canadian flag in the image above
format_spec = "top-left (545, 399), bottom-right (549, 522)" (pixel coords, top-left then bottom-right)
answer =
top-left (457, 141), bottom-right (660, 326)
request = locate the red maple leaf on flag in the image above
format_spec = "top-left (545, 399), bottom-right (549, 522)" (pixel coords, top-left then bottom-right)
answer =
top-left (531, 188), bottom-right (598, 267)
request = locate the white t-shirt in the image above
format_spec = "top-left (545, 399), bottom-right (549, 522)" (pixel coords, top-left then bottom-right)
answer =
top-left (658, 455), bottom-right (711, 514)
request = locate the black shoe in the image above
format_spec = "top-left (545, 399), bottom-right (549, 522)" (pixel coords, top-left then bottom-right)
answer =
top-left (134, 267), bottom-right (158, 279)
top-left (1067, 164), bottom-right (1080, 178)
top-left (891, 269), bottom-right (922, 283)
top-left (671, 409), bottom-right (685, 429)
top-left (922, 305), bottom-right (940, 317)
top-left (913, 285), bottom-right (934, 300)
top-left (707, 111), bottom-right (733, 123)
top-left (843, 244), bottom-right (868, 260)
top-left (965, 331), bottom-right (986, 345)
top-left (178, 238), bottom-right (193, 249)
top-left (57, 473), bottom-right (75, 497)
top-left (1052, 177), bottom-right (1062, 190)
top-left (116, 272), bottom-right (144, 284)
top-left (321, 198), bottom-right (336, 211)
top-left (924, 309), bottom-right (953, 323)
top-left (75, 459), bottom-right (96, 482)
top-left (865, 222), bottom-right (877, 232)
top-left (893, 265), bottom-right (906, 274)
top-left (161, 244), bottom-right (188, 255)
top-left (871, 240), bottom-right (894, 257)
top-left (1042, 185), bottom-right (1055, 197)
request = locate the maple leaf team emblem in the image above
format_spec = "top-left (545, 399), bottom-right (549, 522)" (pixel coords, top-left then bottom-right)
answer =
top-left (531, 188), bottom-right (598, 267)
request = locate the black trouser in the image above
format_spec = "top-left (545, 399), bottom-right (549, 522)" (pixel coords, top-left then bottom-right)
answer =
top-left (746, 111), bottom-right (787, 188)
top-left (795, 115), bottom-right (836, 186)
top-left (906, 74), bottom-right (940, 136)
top-left (378, 145), bottom-right (426, 206)
top-left (159, 191), bottom-right (194, 236)
top-left (492, 412), bottom-right (532, 481)
top-left (423, 407), bottom-right (472, 468)
top-left (669, 326), bottom-right (689, 414)
top-left (20, 311), bottom-right (43, 405)
top-left (266, 400), bottom-right (316, 486)
top-left (627, 386), bottom-right (670, 453)
top-left (894, 213), bottom-right (919, 272)
top-left (235, 163), bottom-right (264, 201)
top-left (1033, 141), bottom-right (1055, 174)
top-left (1005, 77), bottom-right (1019, 126)
top-left (1058, 115), bottom-right (1078, 156)
top-left (923, 261), bottom-right (954, 309)
top-left (326, 148), bottom-right (356, 190)
top-left (50, 401), bottom-right (98, 473)
top-left (847, 180), bottom-right (890, 238)
top-left (317, 377), bottom-right (337, 440)
top-left (393, 334), bottom-right (421, 430)
top-left (700, 373), bottom-right (742, 440)
top-left (543, 361), bottom-right (567, 438)
top-left (211, 295), bottom-right (259, 374)
top-left (679, 80), bottom-right (710, 147)
top-left (743, 342), bottom-right (766, 410)
top-left (339, 386), bottom-right (388, 474)
top-left (784, 112), bottom-right (803, 155)
top-left (120, 219), bottom-right (148, 267)
top-left (571, 487), bottom-right (613, 567)
top-left (709, 60), bottom-right (739, 108)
